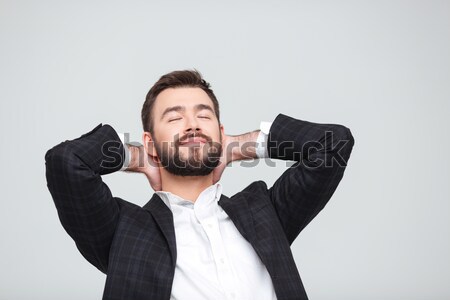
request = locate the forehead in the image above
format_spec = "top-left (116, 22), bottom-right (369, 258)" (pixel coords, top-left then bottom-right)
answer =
top-left (153, 87), bottom-right (215, 116)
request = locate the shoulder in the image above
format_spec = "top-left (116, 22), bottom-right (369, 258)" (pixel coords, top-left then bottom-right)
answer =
top-left (229, 180), bottom-right (272, 211)
top-left (115, 197), bottom-right (150, 223)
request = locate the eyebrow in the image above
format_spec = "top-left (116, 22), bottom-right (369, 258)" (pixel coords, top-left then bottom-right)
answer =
top-left (160, 104), bottom-right (215, 121)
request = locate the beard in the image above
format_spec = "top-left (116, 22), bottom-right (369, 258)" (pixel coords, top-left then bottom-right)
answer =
top-left (153, 132), bottom-right (222, 176)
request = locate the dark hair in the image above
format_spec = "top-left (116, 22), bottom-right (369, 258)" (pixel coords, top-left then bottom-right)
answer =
top-left (141, 69), bottom-right (220, 134)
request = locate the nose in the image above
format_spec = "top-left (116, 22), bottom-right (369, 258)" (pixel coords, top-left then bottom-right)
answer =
top-left (183, 115), bottom-right (201, 135)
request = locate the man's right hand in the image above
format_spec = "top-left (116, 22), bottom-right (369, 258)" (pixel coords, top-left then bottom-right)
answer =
top-left (124, 144), bottom-right (162, 191)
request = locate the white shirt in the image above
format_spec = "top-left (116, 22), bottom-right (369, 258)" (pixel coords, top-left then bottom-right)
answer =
top-left (156, 182), bottom-right (277, 300)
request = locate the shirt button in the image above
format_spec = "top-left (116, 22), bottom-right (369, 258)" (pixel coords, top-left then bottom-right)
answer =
top-left (207, 223), bottom-right (213, 229)
top-left (220, 258), bottom-right (225, 264)
top-left (230, 292), bottom-right (236, 298)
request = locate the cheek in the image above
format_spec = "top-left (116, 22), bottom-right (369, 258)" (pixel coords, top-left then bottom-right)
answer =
top-left (156, 126), bottom-right (182, 143)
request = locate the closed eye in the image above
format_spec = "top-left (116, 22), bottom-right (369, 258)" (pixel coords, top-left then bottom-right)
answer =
top-left (168, 118), bottom-right (182, 122)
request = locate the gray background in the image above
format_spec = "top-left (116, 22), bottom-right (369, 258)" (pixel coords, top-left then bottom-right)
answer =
top-left (1, 0), bottom-right (449, 299)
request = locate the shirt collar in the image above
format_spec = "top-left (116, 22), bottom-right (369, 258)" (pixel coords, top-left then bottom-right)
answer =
top-left (155, 182), bottom-right (223, 212)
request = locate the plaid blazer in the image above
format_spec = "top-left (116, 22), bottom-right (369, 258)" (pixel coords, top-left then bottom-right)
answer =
top-left (45, 113), bottom-right (354, 300)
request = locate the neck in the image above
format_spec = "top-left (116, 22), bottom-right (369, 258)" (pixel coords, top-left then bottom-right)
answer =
top-left (159, 169), bottom-right (214, 203)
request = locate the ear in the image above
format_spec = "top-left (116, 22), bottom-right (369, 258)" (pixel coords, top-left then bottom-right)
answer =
top-left (219, 123), bottom-right (225, 141)
top-left (142, 131), bottom-right (159, 161)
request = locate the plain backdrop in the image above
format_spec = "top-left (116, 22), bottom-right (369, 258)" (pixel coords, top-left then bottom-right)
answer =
top-left (1, 0), bottom-right (449, 299)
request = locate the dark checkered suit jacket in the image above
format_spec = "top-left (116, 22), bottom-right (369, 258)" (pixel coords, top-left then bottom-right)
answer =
top-left (45, 113), bottom-right (354, 300)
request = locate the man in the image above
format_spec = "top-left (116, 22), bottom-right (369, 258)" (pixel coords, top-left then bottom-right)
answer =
top-left (45, 70), bottom-right (354, 300)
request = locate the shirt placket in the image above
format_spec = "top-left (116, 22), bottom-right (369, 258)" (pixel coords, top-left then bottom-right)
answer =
top-left (196, 199), bottom-right (238, 299)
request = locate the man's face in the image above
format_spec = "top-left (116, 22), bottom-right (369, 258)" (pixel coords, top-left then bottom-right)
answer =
top-left (148, 87), bottom-right (223, 176)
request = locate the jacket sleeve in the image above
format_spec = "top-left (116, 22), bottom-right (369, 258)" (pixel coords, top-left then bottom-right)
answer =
top-left (267, 113), bottom-right (355, 245)
top-left (44, 123), bottom-right (126, 273)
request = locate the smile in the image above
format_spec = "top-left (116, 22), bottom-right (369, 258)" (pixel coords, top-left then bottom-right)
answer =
top-left (179, 138), bottom-right (207, 146)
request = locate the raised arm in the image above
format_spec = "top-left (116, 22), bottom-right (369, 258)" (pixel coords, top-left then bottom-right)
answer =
top-left (45, 124), bottom-right (126, 272)
top-left (214, 113), bottom-right (354, 245)
top-left (266, 113), bottom-right (354, 244)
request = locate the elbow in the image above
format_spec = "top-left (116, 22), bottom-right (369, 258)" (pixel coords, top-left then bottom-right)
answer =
top-left (45, 142), bottom-right (66, 165)
top-left (44, 141), bottom-right (74, 178)
top-left (333, 125), bottom-right (355, 167)
top-left (344, 126), bottom-right (355, 155)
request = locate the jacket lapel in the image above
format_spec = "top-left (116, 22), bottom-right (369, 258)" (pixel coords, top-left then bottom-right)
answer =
top-left (218, 194), bottom-right (257, 245)
top-left (143, 194), bottom-right (177, 267)
top-left (218, 194), bottom-right (275, 274)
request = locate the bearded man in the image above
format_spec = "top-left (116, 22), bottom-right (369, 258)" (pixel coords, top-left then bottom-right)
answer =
top-left (45, 70), bottom-right (354, 300)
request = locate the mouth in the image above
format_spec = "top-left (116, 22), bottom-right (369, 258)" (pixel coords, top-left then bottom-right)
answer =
top-left (179, 137), bottom-right (207, 146)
